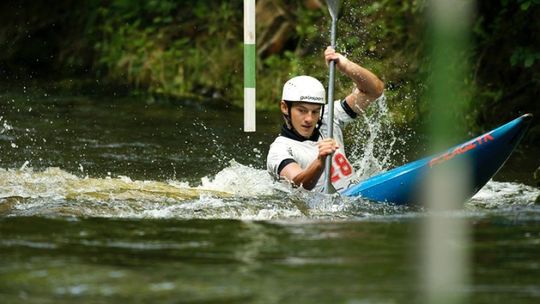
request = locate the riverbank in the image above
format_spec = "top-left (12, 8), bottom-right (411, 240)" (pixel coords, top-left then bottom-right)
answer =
top-left (1, 0), bottom-right (538, 133)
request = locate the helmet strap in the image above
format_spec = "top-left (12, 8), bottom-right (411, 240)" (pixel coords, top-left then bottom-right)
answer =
top-left (283, 100), bottom-right (293, 129)
top-left (318, 104), bottom-right (325, 129)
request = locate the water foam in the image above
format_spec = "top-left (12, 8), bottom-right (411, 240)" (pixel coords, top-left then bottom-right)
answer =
top-left (1, 165), bottom-right (538, 220)
top-left (198, 160), bottom-right (281, 196)
top-left (469, 180), bottom-right (540, 209)
top-left (347, 95), bottom-right (410, 181)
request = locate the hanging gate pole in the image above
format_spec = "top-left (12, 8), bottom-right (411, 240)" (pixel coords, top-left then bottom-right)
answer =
top-left (244, 0), bottom-right (256, 132)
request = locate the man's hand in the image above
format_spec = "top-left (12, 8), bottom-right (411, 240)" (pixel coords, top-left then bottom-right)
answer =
top-left (324, 46), bottom-right (348, 69)
top-left (280, 138), bottom-right (339, 190)
top-left (317, 138), bottom-right (339, 160)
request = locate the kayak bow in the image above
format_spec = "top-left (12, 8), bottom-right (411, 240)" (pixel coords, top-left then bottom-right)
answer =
top-left (341, 114), bottom-right (533, 205)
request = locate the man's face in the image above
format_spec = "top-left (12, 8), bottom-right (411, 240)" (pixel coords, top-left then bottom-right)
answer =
top-left (282, 101), bottom-right (322, 138)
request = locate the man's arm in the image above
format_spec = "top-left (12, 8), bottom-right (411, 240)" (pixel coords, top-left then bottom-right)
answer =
top-left (280, 139), bottom-right (338, 190)
top-left (324, 47), bottom-right (385, 114)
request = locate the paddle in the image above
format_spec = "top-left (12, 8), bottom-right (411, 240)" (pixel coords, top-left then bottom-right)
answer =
top-left (323, 0), bottom-right (340, 194)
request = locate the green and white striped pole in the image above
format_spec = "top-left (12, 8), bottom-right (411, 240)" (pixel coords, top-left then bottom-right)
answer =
top-left (244, 0), bottom-right (256, 132)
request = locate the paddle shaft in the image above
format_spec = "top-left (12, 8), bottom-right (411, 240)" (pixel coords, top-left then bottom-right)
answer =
top-left (323, 16), bottom-right (337, 194)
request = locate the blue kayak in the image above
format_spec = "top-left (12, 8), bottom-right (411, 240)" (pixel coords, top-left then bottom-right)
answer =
top-left (341, 114), bottom-right (533, 205)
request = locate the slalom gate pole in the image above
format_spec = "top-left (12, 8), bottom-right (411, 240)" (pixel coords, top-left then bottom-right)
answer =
top-left (244, 0), bottom-right (256, 132)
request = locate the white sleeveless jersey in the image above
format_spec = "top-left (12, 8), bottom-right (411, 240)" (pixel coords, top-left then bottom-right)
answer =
top-left (267, 98), bottom-right (370, 192)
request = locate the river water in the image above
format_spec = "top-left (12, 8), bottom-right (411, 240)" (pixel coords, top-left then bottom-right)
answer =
top-left (1, 86), bottom-right (539, 303)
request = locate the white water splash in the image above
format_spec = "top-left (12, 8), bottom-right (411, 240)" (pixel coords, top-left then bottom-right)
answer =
top-left (0, 167), bottom-right (228, 204)
top-left (347, 95), bottom-right (411, 181)
top-left (198, 160), bottom-right (285, 196)
top-left (469, 180), bottom-right (539, 209)
top-left (1, 164), bottom-right (537, 220)
top-left (140, 195), bottom-right (304, 220)
top-left (1, 116), bottom-right (14, 134)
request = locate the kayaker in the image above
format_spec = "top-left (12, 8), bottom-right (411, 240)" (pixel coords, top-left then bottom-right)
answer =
top-left (266, 46), bottom-right (385, 191)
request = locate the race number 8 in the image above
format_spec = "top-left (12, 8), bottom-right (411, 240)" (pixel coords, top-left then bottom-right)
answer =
top-left (331, 152), bottom-right (352, 182)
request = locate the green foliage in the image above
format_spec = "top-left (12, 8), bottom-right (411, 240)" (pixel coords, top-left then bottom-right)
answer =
top-left (511, 47), bottom-right (540, 68)
top-left (469, 0), bottom-right (540, 129)
top-left (0, 0), bottom-right (537, 134)
top-left (92, 0), bottom-right (243, 100)
top-left (517, 0), bottom-right (540, 10)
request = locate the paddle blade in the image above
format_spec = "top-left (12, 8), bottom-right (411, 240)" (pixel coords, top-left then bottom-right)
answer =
top-left (326, 0), bottom-right (340, 20)
top-left (324, 181), bottom-right (338, 194)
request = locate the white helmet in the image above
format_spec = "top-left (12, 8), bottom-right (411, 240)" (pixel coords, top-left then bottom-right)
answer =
top-left (281, 76), bottom-right (326, 105)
